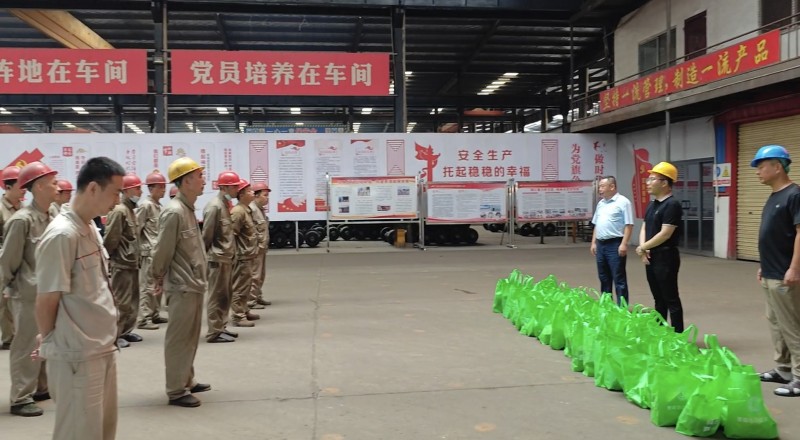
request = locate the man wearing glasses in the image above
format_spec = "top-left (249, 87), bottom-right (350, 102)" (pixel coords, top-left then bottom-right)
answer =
top-left (635, 162), bottom-right (684, 333)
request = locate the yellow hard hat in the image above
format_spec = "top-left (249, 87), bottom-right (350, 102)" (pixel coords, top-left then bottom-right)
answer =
top-left (167, 157), bottom-right (203, 183)
top-left (647, 161), bottom-right (678, 182)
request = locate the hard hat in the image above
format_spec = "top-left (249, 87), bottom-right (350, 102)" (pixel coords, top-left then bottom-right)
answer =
top-left (145, 171), bottom-right (167, 185)
top-left (217, 171), bottom-right (241, 187)
top-left (647, 162), bottom-right (678, 182)
top-left (17, 162), bottom-right (57, 188)
top-left (236, 179), bottom-right (251, 193)
top-left (169, 186), bottom-right (178, 197)
top-left (751, 145), bottom-right (791, 167)
top-left (252, 182), bottom-right (271, 193)
top-left (122, 174), bottom-right (143, 190)
top-left (167, 157), bottom-right (203, 183)
top-left (1, 166), bottom-right (20, 181)
top-left (56, 180), bottom-right (73, 192)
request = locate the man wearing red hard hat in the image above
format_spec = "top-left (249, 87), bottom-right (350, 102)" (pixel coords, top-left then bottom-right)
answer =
top-left (136, 171), bottom-right (169, 330)
top-left (202, 171), bottom-right (240, 343)
top-left (249, 182), bottom-right (272, 309)
top-left (0, 165), bottom-right (26, 350)
top-left (48, 179), bottom-right (74, 218)
top-left (230, 179), bottom-right (260, 327)
top-left (0, 161), bottom-right (58, 416)
top-left (103, 173), bottom-right (143, 348)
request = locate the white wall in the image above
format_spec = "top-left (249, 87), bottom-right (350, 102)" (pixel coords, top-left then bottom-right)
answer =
top-left (615, 117), bottom-right (718, 248)
top-left (614, 0), bottom-right (759, 81)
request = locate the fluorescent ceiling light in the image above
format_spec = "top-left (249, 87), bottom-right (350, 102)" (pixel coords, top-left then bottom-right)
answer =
top-left (0, 107), bottom-right (10, 115)
top-left (63, 123), bottom-right (76, 128)
top-left (216, 107), bottom-right (229, 114)
top-left (295, 122), bottom-right (304, 126)
top-left (492, 80), bottom-right (508, 85)
top-left (405, 71), bottom-right (413, 76)
top-left (486, 84), bottom-right (501, 89)
top-left (361, 108), bottom-right (373, 115)
top-left (72, 107), bottom-right (89, 114)
top-left (290, 107), bottom-right (301, 114)
top-left (503, 72), bottom-right (519, 77)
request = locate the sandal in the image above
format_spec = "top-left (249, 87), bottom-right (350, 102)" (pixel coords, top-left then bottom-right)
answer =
top-left (759, 368), bottom-right (791, 384)
top-left (774, 379), bottom-right (800, 397)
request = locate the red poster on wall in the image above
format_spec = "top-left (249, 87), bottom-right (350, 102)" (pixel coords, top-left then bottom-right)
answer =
top-left (0, 49), bottom-right (147, 94)
top-left (171, 50), bottom-right (390, 96)
top-left (631, 147), bottom-right (653, 219)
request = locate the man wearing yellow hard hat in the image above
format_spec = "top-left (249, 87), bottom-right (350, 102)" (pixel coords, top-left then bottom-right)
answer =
top-left (635, 161), bottom-right (684, 333)
top-left (149, 157), bottom-right (212, 407)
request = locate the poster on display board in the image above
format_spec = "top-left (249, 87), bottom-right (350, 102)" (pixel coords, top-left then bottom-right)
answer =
top-left (328, 176), bottom-right (417, 221)
top-left (0, 132), bottom-right (615, 221)
top-left (515, 181), bottom-right (595, 222)
top-left (426, 182), bottom-right (508, 224)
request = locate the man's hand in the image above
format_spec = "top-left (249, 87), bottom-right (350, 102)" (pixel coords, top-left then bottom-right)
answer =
top-left (784, 267), bottom-right (800, 286)
top-left (635, 245), bottom-right (645, 256)
top-left (757, 268), bottom-right (762, 282)
top-left (31, 333), bottom-right (44, 361)
top-left (640, 251), bottom-right (650, 265)
top-left (590, 242), bottom-right (597, 256)
top-left (618, 244), bottom-right (628, 257)
top-left (154, 278), bottom-right (164, 296)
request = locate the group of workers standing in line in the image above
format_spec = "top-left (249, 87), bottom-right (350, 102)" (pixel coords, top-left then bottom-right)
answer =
top-left (590, 146), bottom-right (800, 400)
top-left (0, 155), bottom-right (272, 439)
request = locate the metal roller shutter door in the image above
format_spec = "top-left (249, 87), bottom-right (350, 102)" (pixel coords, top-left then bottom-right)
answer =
top-left (737, 114), bottom-right (800, 261)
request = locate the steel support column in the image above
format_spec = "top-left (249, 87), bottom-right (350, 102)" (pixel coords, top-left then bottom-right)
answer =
top-left (392, 7), bottom-right (407, 133)
top-left (153, 1), bottom-right (168, 133)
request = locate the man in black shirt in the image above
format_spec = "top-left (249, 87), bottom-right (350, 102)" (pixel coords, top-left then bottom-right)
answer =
top-left (751, 144), bottom-right (800, 397)
top-left (635, 161), bottom-right (684, 333)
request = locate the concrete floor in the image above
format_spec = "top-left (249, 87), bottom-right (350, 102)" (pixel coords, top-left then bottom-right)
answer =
top-left (1, 237), bottom-right (797, 440)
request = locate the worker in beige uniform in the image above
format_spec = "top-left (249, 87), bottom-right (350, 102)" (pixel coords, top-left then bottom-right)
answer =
top-left (34, 156), bottom-right (124, 440)
top-left (169, 185), bottom-right (178, 199)
top-left (49, 179), bottom-right (73, 218)
top-left (248, 183), bottom-right (272, 310)
top-left (136, 172), bottom-right (168, 330)
top-left (230, 179), bottom-right (260, 327)
top-left (149, 157), bottom-right (211, 407)
top-left (202, 171), bottom-right (240, 343)
top-left (103, 174), bottom-right (142, 349)
top-left (0, 162), bottom-right (58, 417)
top-left (0, 165), bottom-right (25, 350)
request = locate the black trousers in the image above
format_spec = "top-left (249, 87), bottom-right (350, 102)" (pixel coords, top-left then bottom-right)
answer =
top-left (645, 247), bottom-right (684, 333)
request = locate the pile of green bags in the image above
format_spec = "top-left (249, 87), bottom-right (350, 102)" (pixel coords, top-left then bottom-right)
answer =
top-left (493, 270), bottom-right (779, 439)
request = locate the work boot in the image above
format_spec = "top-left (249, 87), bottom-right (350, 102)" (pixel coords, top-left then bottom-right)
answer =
top-left (32, 392), bottom-right (51, 402)
top-left (137, 321), bottom-right (159, 330)
top-left (10, 403), bottom-right (43, 417)
top-left (232, 319), bottom-right (255, 327)
top-left (153, 316), bottom-right (169, 324)
top-left (256, 298), bottom-right (272, 306)
top-left (222, 328), bottom-right (238, 338)
top-left (245, 312), bottom-right (261, 321)
top-left (248, 301), bottom-right (266, 310)
top-left (168, 394), bottom-right (201, 408)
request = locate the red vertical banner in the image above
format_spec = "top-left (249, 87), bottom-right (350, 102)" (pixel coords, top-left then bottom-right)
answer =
top-left (631, 147), bottom-right (653, 219)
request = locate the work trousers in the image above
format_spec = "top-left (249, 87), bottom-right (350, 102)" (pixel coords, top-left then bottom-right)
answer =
top-left (249, 250), bottom-right (267, 305)
top-left (48, 352), bottom-right (117, 440)
top-left (205, 261), bottom-right (232, 341)
top-left (9, 298), bottom-right (47, 406)
top-left (645, 247), bottom-right (684, 333)
top-left (231, 258), bottom-right (254, 321)
top-left (164, 290), bottom-right (201, 400)
top-left (595, 237), bottom-right (629, 305)
top-left (761, 277), bottom-right (800, 377)
top-left (110, 266), bottom-right (139, 337)
top-left (0, 294), bottom-right (13, 345)
top-left (137, 256), bottom-right (162, 325)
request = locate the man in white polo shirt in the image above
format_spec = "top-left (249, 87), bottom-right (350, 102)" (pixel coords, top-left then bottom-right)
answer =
top-left (590, 176), bottom-right (634, 305)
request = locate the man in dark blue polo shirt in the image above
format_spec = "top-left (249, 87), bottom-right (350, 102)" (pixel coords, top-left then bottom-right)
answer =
top-left (751, 144), bottom-right (800, 397)
top-left (635, 161), bottom-right (684, 333)
top-left (591, 176), bottom-right (634, 305)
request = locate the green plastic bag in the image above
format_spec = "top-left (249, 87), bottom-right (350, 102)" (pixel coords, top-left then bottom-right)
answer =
top-left (650, 366), bottom-right (704, 427)
top-left (675, 378), bottom-right (725, 437)
top-left (621, 353), bottom-right (652, 408)
top-left (568, 321), bottom-right (586, 372)
top-left (492, 278), bottom-right (507, 313)
top-left (722, 366), bottom-right (778, 439)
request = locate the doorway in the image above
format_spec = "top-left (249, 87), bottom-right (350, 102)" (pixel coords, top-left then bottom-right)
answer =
top-left (673, 159), bottom-right (715, 255)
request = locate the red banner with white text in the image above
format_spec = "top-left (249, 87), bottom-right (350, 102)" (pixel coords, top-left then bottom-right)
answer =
top-left (171, 50), bottom-right (390, 96)
top-left (0, 49), bottom-right (147, 94)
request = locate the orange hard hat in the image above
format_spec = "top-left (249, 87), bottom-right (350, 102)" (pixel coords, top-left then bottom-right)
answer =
top-left (145, 171), bottom-right (167, 185)
top-left (56, 180), bottom-right (74, 192)
top-left (18, 162), bottom-right (57, 188)
top-left (217, 171), bottom-right (241, 187)
top-left (1, 166), bottom-right (20, 181)
top-left (236, 179), bottom-right (251, 193)
top-left (252, 182), bottom-right (271, 193)
top-left (122, 173), bottom-right (143, 190)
